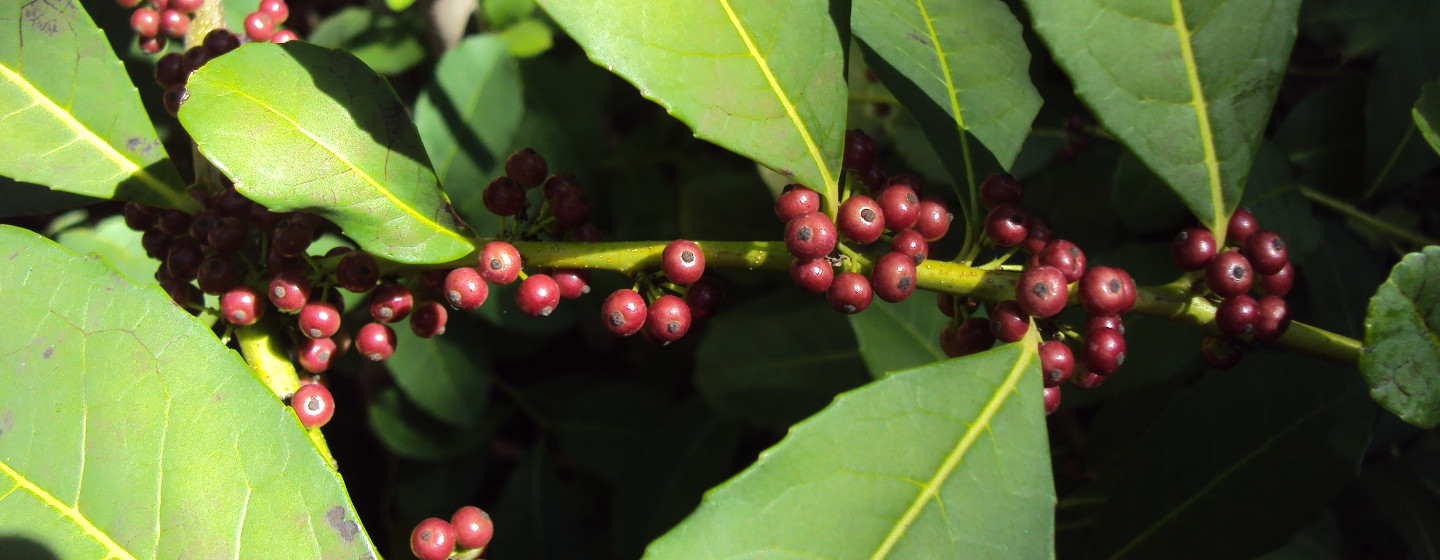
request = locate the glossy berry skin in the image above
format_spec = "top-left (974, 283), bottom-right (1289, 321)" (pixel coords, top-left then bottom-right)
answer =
top-left (257, 0), bottom-right (289, 24)
top-left (826, 272), bottom-right (873, 314)
top-left (937, 292), bottom-right (956, 317)
top-left (1070, 369), bottom-right (1106, 389)
top-left (515, 274), bottom-right (560, 316)
top-left (662, 239), bottom-right (706, 285)
top-left (685, 277), bottom-right (724, 323)
top-left (1021, 218), bottom-right (1053, 255)
top-left (990, 300), bottom-right (1030, 343)
top-left (1243, 230), bottom-right (1288, 275)
top-left (267, 270), bottom-right (310, 312)
top-left (207, 217), bottom-right (249, 254)
top-left (552, 269), bottom-right (590, 299)
top-left (837, 195), bottom-right (885, 244)
top-left (890, 229), bottom-right (928, 265)
top-left (506, 149), bottom-right (549, 187)
top-left (1201, 335), bottom-right (1244, 369)
top-left (170, 0), bottom-right (204, 12)
top-left (452, 506), bottom-right (494, 551)
top-left (165, 236), bottom-right (203, 281)
top-left (409, 301), bottom-right (448, 338)
top-left (1016, 265), bottom-right (1068, 318)
top-left (124, 202), bottom-right (158, 231)
top-left (137, 35), bottom-right (165, 55)
top-left (985, 203), bottom-right (1028, 247)
top-left (871, 252), bottom-right (917, 303)
top-left (297, 337), bottom-right (337, 373)
top-left (220, 286), bottom-right (265, 326)
top-left (842, 129), bottom-right (877, 170)
top-left (1038, 340), bottom-right (1074, 387)
top-left (298, 302), bottom-right (341, 339)
top-left (158, 209), bottom-right (192, 236)
top-left (602, 289), bottom-right (647, 336)
top-left (877, 185), bottom-right (921, 231)
top-left (243, 12), bottom-right (275, 42)
top-left (785, 212), bottom-right (838, 260)
top-left (940, 317), bottom-right (995, 357)
top-left (1206, 251), bottom-right (1253, 299)
top-left (159, 9), bottom-right (188, 38)
top-left (1171, 227), bottom-right (1218, 271)
top-left (1227, 208), bottom-right (1259, 245)
top-left (291, 383), bottom-right (335, 429)
top-left (410, 518), bottom-right (456, 560)
top-left (1254, 295), bottom-right (1290, 341)
top-left (542, 173), bottom-right (580, 200)
top-left (1086, 315), bottom-right (1124, 336)
top-left (857, 163), bottom-right (886, 191)
top-left (1259, 263), bottom-right (1294, 297)
top-left (978, 173), bottom-right (1023, 209)
top-left (550, 187), bottom-right (594, 228)
top-left (368, 282), bottom-right (413, 323)
top-left (483, 176), bottom-right (526, 216)
top-left (645, 295), bottom-right (692, 343)
top-left (1038, 240), bottom-right (1086, 283)
top-left (131, 8), bottom-right (160, 37)
top-left (269, 29), bottom-right (297, 43)
top-left (790, 258), bottom-right (834, 293)
top-left (270, 219), bottom-right (314, 258)
top-left (775, 184), bottom-right (821, 222)
top-left (1216, 294), bottom-right (1259, 336)
top-left (478, 241), bottom-right (522, 285)
top-left (203, 29), bottom-right (242, 54)
top-left (1043, 387), bottom-right (1062, 415)
top-left (1081, 327), bottom-right (1126, 375)
top-left (153, 53), bottom-right (186, 88)
top-left (914, 197), bottom-right (952, 241)
top-left (196, 255), bottom-right (241, 295)
top-left (186, 209), bottom-right (219, 241)
top-left (1079, 266), bottom-right (1136, 316)
top-left (336, 252), bottom-right (380, 293)
top-left (356, 322), bottom-right (397, 361)
top-left (161, 279), bottom-right (202, 311)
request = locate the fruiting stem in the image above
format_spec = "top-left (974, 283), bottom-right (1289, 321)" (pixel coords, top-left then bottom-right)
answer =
top-left (235, 321), bottom-right (339, 469)
top-left (1298, 185), bottom-right (1437, 248)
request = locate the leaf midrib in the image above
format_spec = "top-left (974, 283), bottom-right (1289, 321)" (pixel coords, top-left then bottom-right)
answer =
top-left (1169, 0), bottom-right (1226, 241)
top-left (0, 457), bottom-right (137, 560)
top-left (915, 0), bottom-right (965, 132)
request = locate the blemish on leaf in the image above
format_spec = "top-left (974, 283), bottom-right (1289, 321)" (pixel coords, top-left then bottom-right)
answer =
top-left (42, 346), bottom-right (53, 359)
top-left (325, 505), bottom-right (359, 542)
top-left (907, 32), bottom-right (930, 46)
top-left (0, 409), bottom-right (12, 438)
top-left (778, 168), bottom-right (794, 177)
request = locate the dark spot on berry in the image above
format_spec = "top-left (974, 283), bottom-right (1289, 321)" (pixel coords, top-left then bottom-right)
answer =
top-left (307, 328), bottom-right (322, 338)
top-left (378, 307), bottom-right (393, 320)
top-left (609, 311), bottom-right (624, 326)
top-left (666, 321), bottom-right (679, 333)
top-left (841, 304), bottom-right (856, 313)
top-left (1115, 352), bottom-right (1125, 367)
top-left (1032, 282), bottom-right (1051, 298)
top-left (317, 350), bottom-right (330, 362)
top-left (489, 258), bottom-right (503, 270)
top-left (798, 226), bottom-right (813, 242)
top-left (1271, 237), bottom-right (1285, 250)
top-left (1107, 279), bottom-right (1120, 294)
top-left (682, 250), bottom-right (694, 263)
top-left (273, 286), bottom-right (286, 298)
top-left (1231, 265), bottom-right (1247, 280)
top-left (906, 193), bottom-right (917, 204)
top-left (899, 276), bottom-right (912, 291)
top-left (945, 213), bottom-right (955, 224)
top-left (861, 208), bottom-right (877, 222)
top-left (306, 396), bottom-right (323, 413)
top-left (1007, 213), bottom-right (1023, 225)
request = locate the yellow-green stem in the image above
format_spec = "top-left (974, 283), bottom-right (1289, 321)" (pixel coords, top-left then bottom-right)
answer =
top-left (235, 321), bottom-right (338, 469)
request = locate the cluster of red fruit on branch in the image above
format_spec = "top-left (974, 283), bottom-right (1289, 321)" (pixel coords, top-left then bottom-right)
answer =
top-left (120, 0), bottom-right (294, 55)
top-left (410, 506), bottom-right (494, 560)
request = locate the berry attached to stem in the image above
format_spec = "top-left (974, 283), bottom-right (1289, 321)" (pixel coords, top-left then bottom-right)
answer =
top-left (291, 383), bottom-right (335, 429)
top-left (410, 518), bottom-right (456, 560)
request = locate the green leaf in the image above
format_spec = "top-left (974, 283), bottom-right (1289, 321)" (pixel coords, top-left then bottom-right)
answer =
top-left (55, 215), bottom-right (159, 284)
top-left (1084, 354), bottom-right (1373, 560)
top-left (645, 341), bottom-right (1053, 559)
top-left (180, 42), bottom-right (475, 264)
top-left (368, 388), bottom-right (492, 461)
top-left (486, 445), bottom-right (590, 560)
top-left (851, 0), bottom-right (1041, 169)
top-left (386, 316), bottom-right (493, 429)
top-left (1416, 80), bottom-right (1440, 157)
top-left (695, 294), bottom-right (870, 430)
top-left (1274, 79), bottom-right (1365, 196)
top-left (1023, 0), bottom-right (1301, 242)
top-left (678, 171), bottom-right (774, 241)
top-left (484, 0), bottom-right (538, 28)
top-left (1111, 151), bottom-right (1188, 236)
top-left (1361, 246), bottom-right (1440, 428)
top-left (498, 18), bottom-right (554, 58)
top-left (0, 225), bottom-right (379, 558)
top-left (849, 295), bottom-right (949, 378)
top-left (1362, 3), bottom-right (1440, 196)
top-left (536, 0), bottom-right (845, 196)
top-left (1356, 463), bottom-right (1440, 560)
top-left (533, 382), bottom-right (671, 484)
top-left (0, 0), bottom-right (190, 211)
top-left (385, 0), bottom-right (418, 12)
top-left (308, 7), bottom-right (428, 75)
top-left (0, 177), bottom-right (103, 219)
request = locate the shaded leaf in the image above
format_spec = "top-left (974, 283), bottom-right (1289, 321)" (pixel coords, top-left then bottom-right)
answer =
top-left (0, 0), bottom-right (190, 210)
top-left (695, 293), bottom-right (870, 430)
top-left (678, 171), bottom-right (774, 241)
top-left (0, 177), bottom-right (102, 219)
top-left (55, 215), bottom-right (159, 284)
top-left (1255, 513), bottom-right (1344, 560)
top-left (386, 315), bottom-right (493, 429)
top-left (181, 42), bottom-right (475, 264)
top-left (1298, 221), bottom-right (1382, 339)
top-left (1363, 3), bottom-right (1440, 196)
top-left (1023, 0), bottom-right (1301, 241)
top-left (307, 7), bottom-right (427, 75)
top-left (1239, 142), bottom-right (1321, 261)
top-left (1084, 354), bottom-right (1373, 560)
top-left (533, 382), bottom-right (670, 484)
top-left (646, 340), bottom-right (1052, 559)
top-left (1417, 80), bottom-right (1440, 157)
top-left (486, 445), bottom-right (590, 560)
top-left (849, 294), bottom-right (948, 378)
top-left (851, 0), bottom-right (1041, 169)
top-left (1361, 246), bottom-right (1440, 428)
top-left (484, 0), bottom-right (538, 28)
top-left (0, 225), bottom-right (378, 558)
top-left (1356, 463), bottom-right (1440, 560)
top-left (368, 388), bottom-right (492, 461)
top-left (537, 0), bottom-right (845, 196)
top-left (1111, 151), bottom-right (1188, 236)
top-left (1275, 79), bottom-right (1365, 195)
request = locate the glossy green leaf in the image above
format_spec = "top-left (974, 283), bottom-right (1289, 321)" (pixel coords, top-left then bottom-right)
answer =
top-left (307, 7), bottom-right (428, 75)
top-left (536, 0), bottom-right (845, 195)
top-left (0, 225), bottom-right (379, 558)
top-left (1416, 80), bottom-right (1440, 156)
top-left (646, 340), bottom-right (1052, 559)
top-left (55, 215), bottom-right (158, 284)
top-left (851, 0), bottom-right (1041, 169)
top-left (1024, 0), bottom-right (1300, 242)
top-left (0, 0), bottom-right (190, 211)
top-left (1361, 246), bottom-right (1440, 428)
top-left (849, 295), bottom-right (949, 379)
top-left (695, 294), bottom-right (870, 430)
top-left (386, 316), bottom-right (493, 429)
top-left (1084, 354), bottom-right (1373, 560)
top-left (498, 18), bottom-right (554, 58)
top-left (180, 42), bottom-right (475, 264)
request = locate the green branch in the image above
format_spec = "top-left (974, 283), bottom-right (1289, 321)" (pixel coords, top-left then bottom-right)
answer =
top-left (1299, 185), bottom-right (1437, 249)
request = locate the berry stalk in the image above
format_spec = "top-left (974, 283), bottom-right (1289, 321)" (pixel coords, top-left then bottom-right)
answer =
top-left (235, 321), bottom-right (339, 469)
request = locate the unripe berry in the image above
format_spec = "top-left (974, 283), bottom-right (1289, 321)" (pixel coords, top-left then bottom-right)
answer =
top-left (790, 258), bottom-right (834, 293)
top-left (550, 187), bottom-right (594, 228)
top-left (1016, 265), bottom-right (1068, 318)
top-left (542, 173), bottom-right (580, 200)
top-left (775, 184), bottom-right (820, 222)
top-left (1038, 340), bottom-right (1074, 387)
top-left (1079, 266), bottom-right (1136, 316)
top-left (1038, 239), bottom-right (1086, 283)
top-left (268, 270), bottom-right (310, 312)
top-left (1216, 294), bottom-right (1258, 336)
top-left (410, 518), bottom-right (456, 560)
top-left (877, 185), bottom-right (921, 231)
top-left (990, 300), bottom-right (1030, 343)
top-left (166, 236), bottom-right (203, 281)
top-left (409, 301), bottom-right (448, 338)
top-left (1020, 218), bottom-right (1052, 255)
top-left (785, 212), bottom-right (838, 260)
top-left (220, 286), bottom-right (265, 326)
top-left (291, 383), bottom-right (335, 429)
top-left (978, 173), bottom-right (1023, 209)
top-left (1254, 295), bottom-right (1290, 341)
top-left (478, 241), bottom-right (522, 285)
top-left (1206, 251), bottom-right (1253, 299)
top-left (355, 322), bottom-right (397, 361)
top-left (662, 239), bottom-right (706, 285)
top-left (515, 274), bottom-right (560, 316)
top-left (298, 302), bottom-right (341, 339)
top-left (1227, 208), bottom-right (1259, 245)
top-left (297, 337), bottom-right (336, 373)
top-left (1081, 327), bottom-right (1125, 375)
top-left (645, 294), bottom-right (691, 343)
top-left (1171, 227), bottom-right (1218, 271)
top-left (890, 229), bottom-right (928, 265)
top-left (837, 195), bottom-right (885, 244)
top-left (602, 289), bottom-right (647, 336)
top-left (826, 271), bottom-right (873, 314)
top-left (1243, 230), bottom-right (1288, 275)
top-left (368, 282), bottom-right (413, 323)
top-left (451, 506), bottom-right (495, 551)
top-left (857, 162), bottom-right (886, 191)
top-left (871, 251), bottom-right (917, 303)
top-left (985, 203), bottom-right (1028, 247)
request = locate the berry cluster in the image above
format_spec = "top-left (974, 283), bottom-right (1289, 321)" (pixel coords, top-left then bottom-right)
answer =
top-left (120, 0), bottom-right (294, 55)
top-left (152, 28), bottom-right (242, 116)
top-left (781, 129), bottom-right (952, 315)
top-left (1171, 208), bottom-right (1293, 369)
top-left (242, 0), bottom-right (297, 44)
top-left (599, 239), bottom-right (722, 344)
top-left (410, 506), bottom-right (494, 560)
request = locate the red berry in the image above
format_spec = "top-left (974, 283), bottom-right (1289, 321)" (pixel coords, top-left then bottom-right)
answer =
top-left (196, 255), bottom-right (242, 295)
top-left (985, 203), bottom-right (1028, 247)
top-left (1227, 208), bottom-right (1259, 245)
top-left (775, 184), bottom-right (821, 222)
top-left (978, 173), bottom-right (1023, 209)
top-left (871, 252), bottom-right (917, 303)
top-left (1243, 230), bottom-right (1288, 275)
top-left (131, 8), bottom-right (160, 37)
top-left (990, 300), bottom-right (1030, 343)
top-left (1016, 265), bottom-right (1068, 318)
top-left (939, 317), bottom-right (995, 357)
top-left (368, 282), bottom-right (413, 323)
top-left (451, 506), bottom-right (494, 551)
top-left (291, 383), bottom-right (335, 428)
top-left (409, 301), bottom-right (448, 338)
top-left (1216, 294), bottom-right (1258, 336)
top-left (356, 322), bottom-right (397, 361)
top-left (785, 212), bottom-right (838, 260)
top-left (1171, 227), bottom-right (1218, 271)
top-left (552, 269), bottom-right (590, 299)
top-left (685, 277), bottom-right (724, 323)
top-left (515, 274), bottom-right (560, 316)
top-left (1259, 263), bottom-right (1294, 297)
top-left (297, 337), bottom-right (336, 373)
top-left (336, 252), bottom-right (380, 293)
top-left (550, 187), bottom-right (594, 228)
top-left (410, 518), bottom-right (456, 560)
top-left (602, 289), bottom-right (647, 336)
top-left (244, 12), bottom-right (275, 42)
top-left (1079, 266), bottom-right (1136, 316)
top-left (170, 0), bottom-right (204, 13)
top-left (838, 195), bottom-right (885, 244)
top-left (790, 258), bottom-right (834, 293)
top-left (270, 29), bottom-right (298, 43)
top-left (1021, 218), bottom-right (1053, 255)
top-left (1205, 251), bottom-right (1253, 299)
top-left (1081, 328), bottom-right (1125, 375)
top-left (826, 271), bottom-right (873, 314)
top-left (478, 241), bottom-right (522, 285)
top-left (268, 270), bottom-right (310, 312)
top-left (1201, 335), bottom-right (1244, 369)
top-left (662, 239), bottom-right (706, 285)
top-left (1043, 386), bottom-right (1062, 415)
top-left (1254, 295), bottom-right (1290, 341)
top-left (1070, 368), bottom-right (1106, 389)
top-left (137, 35), bottom-right (165, 54)
top-left (877, 185), bottom-right (921, 231)
top-left (298, 302), bottom-right (341, 339)
top-left (505, 148), bottom-right (548, 187)
top-left (1086, 314), bottom-right (1124, 336)
top-left (1037, 240), bottom-right (1086, 283)
top-left (483, 176), bottom-right (526, 216)
top-left (890, 229), bottom-right (928, 266)
top-left (914, 197), bottom-right (952, 241)
top-left (1038, 340), bottom-right (1074, 387)
top-left (220, 286), bottom-right (265, 326)
top-left (843, 129), bottom-right (876, 170)
top-left (257, 0), bottom-right (289, 24)
top-left (645, 294), bottom-right (691, 343)
top-left (159, 9), bottom-right (188, 38)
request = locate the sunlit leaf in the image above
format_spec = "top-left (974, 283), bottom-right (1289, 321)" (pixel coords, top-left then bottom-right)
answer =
top-left (307, 7), bottom-right (427, 75)
top-left (498, 19), bottom-right (554, 58)
top-left (1361, 246), bottom-right (1440, 428)
top-left (55, 215), bottom-right (158, 284)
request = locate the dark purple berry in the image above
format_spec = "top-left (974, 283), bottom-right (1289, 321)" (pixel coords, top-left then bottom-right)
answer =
top-left (207, 216), bottom-right (249, 254)
top-left (1227, 208), bottom-right (1258, 245)
top-left (1201, 335), bottom-right (1244, 369)
top-left (270, 218), bottom-right (314, 258)
top-left (142, 228), bottom-right (171, 260)
top-left (409, 301), bottom-right (448, 338)
top-left (1021, 218), bottom-right (1053, 255)
top-left (203, 29), bottom-right (241, 54)
top-left (978, 173), bottom-right (1023, 209)
top-left (196, 255), bottom-right (241, 295)
top-left (165, 236), bottom-right (203, 281)
top-left (1039, 340), bottom-right (1074, 387)
top-left (857, 162), bottom-right (886, 191)
top-left (1079, 266), bottom-right (1136, 316)
top-left (1016, 265), bottom-right (1068, 318)
top-left (1205, 251), bottom-right (1253, 299)
top-left (505, 148), bottom-right (548, 187)
top-left (1243, 230), bottom-right (1288, 275)
top-left (940, 317), bottom-right (995, 357)
top-left (1081, 327), bottom-right (1125, 375)
top-left (843, 129), bottom-right (876, 170)
top-left (124, 202), bottom-right (158, 231)
top-left (542, 173), bottom-right (580, 200)
top-left (157, 209), bottom-right (191, 236)
top-left (990, 300), bottom-right (1030, 343)
top-left (685, 277), bottom-right (724, 323)
top-left (550, 187), bottom-right (594, 228)
top-left (1259, 263), bottom-right (1294, 297)
top-left (1171, 227), bottom-right (1218, 271)
top-left (482, 176), bottom-right (526, 216)
top-left (1254, 296), bottom-right (1290, 341)
top-left (336, 252), bottom-right (379, 293)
